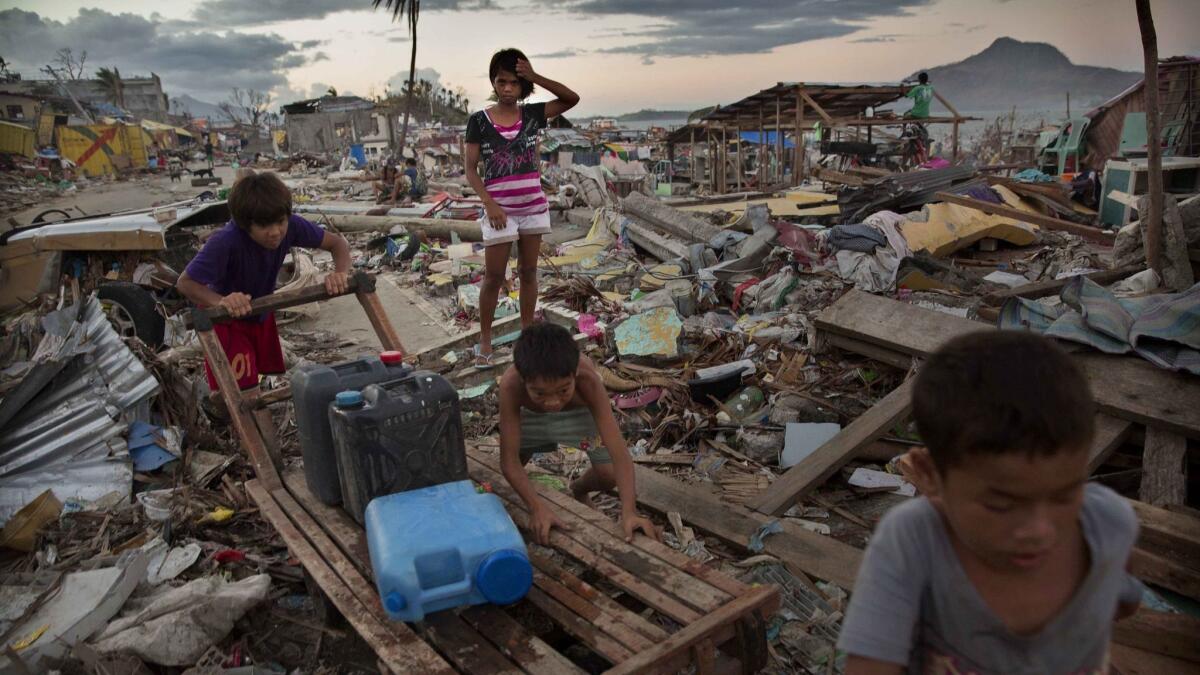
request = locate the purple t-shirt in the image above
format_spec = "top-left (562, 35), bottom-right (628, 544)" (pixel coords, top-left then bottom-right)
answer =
top-left (184, 214), bottom-right (326, 302)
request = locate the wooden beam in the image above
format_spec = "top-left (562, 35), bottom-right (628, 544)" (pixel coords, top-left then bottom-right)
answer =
top-left (799, 91), bottom-right (834, 126)
top-left (775, 95), bottom-right (783, 185)
top-left (422, 613), bottom-right (524, 674)
top-left (1140, 427), bottom-right (1188, 506)
top-left (1130, 546), bottom-right (1200, 601)
top-left (932, 90), bottom-right (962, 119)
top-left (187, 274), bottom-right (371, 327)
top-left (631, 464), bottom-right (862, 590)
top-left (1130, 498), bottom-right (1200, 562)
top-left (816, 290), bottom-right (1200, 440)
top-left (602, 586), bottom-right (777, 675)
top-left (934, 192), bottom-right (1113, 242)
top-left (1113, 610), bottom-right (1200, 663)
top-left (747, 378), bottom-right (915, 516)
top-left (1087, 416), bottom-right (1135, 473)
top-left (982, 266), bottom-right (1143, 305)
top-left (795, 89), bottom-right (804, 184)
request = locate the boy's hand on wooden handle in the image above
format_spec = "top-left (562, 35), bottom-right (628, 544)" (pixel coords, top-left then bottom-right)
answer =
top-left (219, 292), bottom-right (252, 318)
top-left (323, 271), bottom-right (349, 295)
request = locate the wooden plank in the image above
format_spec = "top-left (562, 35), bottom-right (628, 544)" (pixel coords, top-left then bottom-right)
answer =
top-left (526, 586), bottom-right (635, 664)
top-left (1086, 416), bottom-right (1135, 473)
top-left (1113, 610), bottom-right (1200, 663)
top-left (283, 470), bottom-right (372, 572)
top-left (1110, 642), bottom-right (1200, 675)
top-left (603, 586), bottom-right (777, 675)
top-left (632, 464), bottom-right (861, 590)
top-left (799, 91), bottom-right (834, 125)
top-left (415, 313), bottom-right (522, 366)
top-left (1130, 547), bottom-right (1200, 601)
top-left (1129, 499), bottom-right (1200, 561)
top-left (355, 288), bottom-right (406, 354)
top-left (1140, 428), bottom-right (1188, 506)
top-left (529, 552), bottom-right (670, 644)
top-left (423, 612), bottom-right (523, 674)
top-left (982, 265), bottom-right (1143, 305)
top-left (933, 192), bottom-right (1113, 242)
top-left (825, 333), bottom-right (913, 370)
top-left (460, 605), bottom-right (587, 675)
top-left (464, 455), bottom-right (721, 621)
top-left (747, 378), bottom-right (915, 516)
top-left (817, 290), bottom-right (1200, 440)
top-left (197, 329), bottom-right (282, 489)
top-left (245, 480), bottom-right (455, 674)
top-left (531, 568), bottom-right (656, 652)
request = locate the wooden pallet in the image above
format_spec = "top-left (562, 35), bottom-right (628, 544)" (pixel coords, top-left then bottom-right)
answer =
top-left (201, 276), bottom-right (777, 672)
top-left (247, 459), bottom-right (778, 674)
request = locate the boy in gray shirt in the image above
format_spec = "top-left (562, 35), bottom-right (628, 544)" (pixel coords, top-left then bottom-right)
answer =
top-left (838, 331), bottom-right (1142, 675)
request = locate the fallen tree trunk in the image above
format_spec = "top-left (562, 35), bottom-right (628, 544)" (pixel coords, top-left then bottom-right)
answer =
top-left (622, 191), bottom-right (723, 245)
top-left (321, 215), bottom-right (483, 242)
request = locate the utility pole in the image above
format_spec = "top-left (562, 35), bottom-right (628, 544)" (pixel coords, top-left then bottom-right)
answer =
top-left (1136, 0), bottom-right (1163, 278)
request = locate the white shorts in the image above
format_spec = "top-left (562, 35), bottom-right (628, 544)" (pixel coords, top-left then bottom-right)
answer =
top-left (480, 210), bottom-right (552, 247)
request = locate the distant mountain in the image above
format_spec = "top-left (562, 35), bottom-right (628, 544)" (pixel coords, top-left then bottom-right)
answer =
top-left (910, 37), bottom-right (1141, 112)
top-left (616, 109), bottom-right (691, 121)
top-left (171, 94), bottom-right (234, 122)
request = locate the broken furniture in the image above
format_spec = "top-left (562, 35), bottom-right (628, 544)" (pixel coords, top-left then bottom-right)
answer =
top-left (194, 273), bottom-right (777, 673)
top-left (1099, 156), bottom-right (1200, 227)
top-left (1038, 117), bottom-right (1090, 177)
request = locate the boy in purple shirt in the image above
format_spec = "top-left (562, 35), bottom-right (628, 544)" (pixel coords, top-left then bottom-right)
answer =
top-left (177, 171), bottom-right (351, 410)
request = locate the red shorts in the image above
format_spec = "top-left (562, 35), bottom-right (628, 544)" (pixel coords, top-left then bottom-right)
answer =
top-left (204, 313), bottom-right (286, 391)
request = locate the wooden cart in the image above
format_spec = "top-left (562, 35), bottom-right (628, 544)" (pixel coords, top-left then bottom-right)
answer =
top-left (191, 272), bottom-right (780, 673)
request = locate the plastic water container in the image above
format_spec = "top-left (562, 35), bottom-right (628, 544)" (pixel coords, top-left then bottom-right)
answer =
top-left (365, 480), bottom-right (532, 622)
top-left (329, 370), bottom-right (468, 524)
top-left (292, 351), bottom-right (409, 504)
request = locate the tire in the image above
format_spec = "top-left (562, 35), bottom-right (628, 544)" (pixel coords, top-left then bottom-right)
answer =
top-left (97, 282), bottom-right (165, 347)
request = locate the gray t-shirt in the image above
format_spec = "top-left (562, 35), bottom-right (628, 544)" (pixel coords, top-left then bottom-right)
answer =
top-left (838, 483), bottom-right (1142, 674)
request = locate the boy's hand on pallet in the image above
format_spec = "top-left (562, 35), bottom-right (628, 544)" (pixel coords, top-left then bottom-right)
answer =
top-left (621, 514), bottom-right (662, 543)
top-left (323, 271), bottom-right (349, 295)
top-left (530, 504), bottom-right (570, 546)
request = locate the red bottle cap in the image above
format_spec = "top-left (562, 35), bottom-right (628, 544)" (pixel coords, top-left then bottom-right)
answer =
top-left (380, 350), bottom-right (404, 364)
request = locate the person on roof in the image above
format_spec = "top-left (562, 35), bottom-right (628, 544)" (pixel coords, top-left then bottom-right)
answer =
top-left (905, 72), bottom-right (934, 119)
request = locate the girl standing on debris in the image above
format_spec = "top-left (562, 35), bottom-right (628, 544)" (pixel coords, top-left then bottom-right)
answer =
top-left (464, 48), bottom-right (580, 368)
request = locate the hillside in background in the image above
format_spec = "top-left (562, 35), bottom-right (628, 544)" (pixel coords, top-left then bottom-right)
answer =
top-left (909, 37), bottom-right (1141, 112)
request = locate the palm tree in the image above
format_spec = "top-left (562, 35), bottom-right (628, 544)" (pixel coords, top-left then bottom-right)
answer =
top-left (374, 0), bottom-right (419, 153)
top-left (95, 66), bottom-right (125, 110)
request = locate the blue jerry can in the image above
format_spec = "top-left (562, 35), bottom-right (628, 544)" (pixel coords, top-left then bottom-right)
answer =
top-left (364, 479), bottom-right (532, 622)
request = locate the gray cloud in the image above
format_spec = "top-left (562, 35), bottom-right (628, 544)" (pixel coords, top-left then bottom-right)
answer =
top-left (850, 34), bottom-right (905, 43)
top-left (541, 0), bottom-right (934, 61)
top-left (191, 0), bottom-right (498, 26)
top-left (388, 36), bottom-right (411, 43)
top-left (192, 0), bottom-right (365, 26)
top-left (0, 8), bottom-right (315, 102)
top-left (312, 51), bottom-right (331, 62)
top-left (529, 48), bottom-right (587, 59)
top-left (298, 39), bottom-right (324, 49)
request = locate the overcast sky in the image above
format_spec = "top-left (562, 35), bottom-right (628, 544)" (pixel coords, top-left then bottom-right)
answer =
top-left (2, 0), bottom-right (1197, 116)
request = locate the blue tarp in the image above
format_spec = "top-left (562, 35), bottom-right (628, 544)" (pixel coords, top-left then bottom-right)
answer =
top-left (739, 131), bottom-right (795, 148)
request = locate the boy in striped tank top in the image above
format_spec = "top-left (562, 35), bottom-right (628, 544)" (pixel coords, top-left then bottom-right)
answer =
top-left (464, 48), bottom-right (579, 367)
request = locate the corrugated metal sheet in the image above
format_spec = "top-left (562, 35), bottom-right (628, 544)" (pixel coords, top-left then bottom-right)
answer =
top-left (56, 124), bottom-right (151, 177)
top-left (0, 295), bottom-right (159, 523)
top-left (0, 120), bottom-right (35, 158)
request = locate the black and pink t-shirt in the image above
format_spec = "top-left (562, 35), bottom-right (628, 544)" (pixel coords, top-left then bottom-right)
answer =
top-left (464, 103), bottom-right (548, 216)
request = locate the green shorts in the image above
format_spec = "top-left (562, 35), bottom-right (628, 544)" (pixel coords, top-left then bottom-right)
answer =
top-left (519, 407), bottom-right (612, 466)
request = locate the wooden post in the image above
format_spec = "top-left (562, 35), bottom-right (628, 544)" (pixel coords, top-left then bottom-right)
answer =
top-left (758, 104), bottom-right (765, 189)
top-left (1137, 0), bottom-right (1164, 278)
top-left (794, 87), bottom-right (805, 184)
top-left (775, 95), bottom-right (782, 185)
top-left (736, 125), bottom-right (743, 192)
top-left (689, 126), bottom-right (696, 185)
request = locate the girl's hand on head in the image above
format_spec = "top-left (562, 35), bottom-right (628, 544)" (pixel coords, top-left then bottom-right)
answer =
top-left (515, 58), bottom-right (537, 81)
